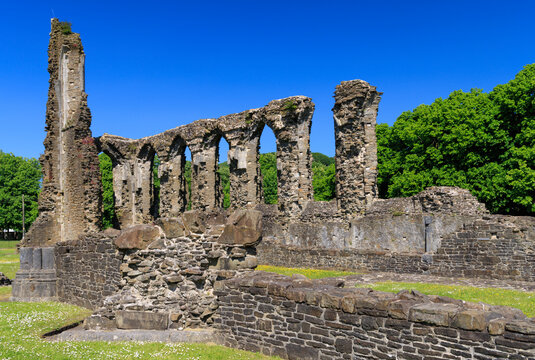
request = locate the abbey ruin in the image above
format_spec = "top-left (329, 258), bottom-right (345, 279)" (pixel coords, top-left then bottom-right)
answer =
top-left (11, 19), bottom-right (535, 359)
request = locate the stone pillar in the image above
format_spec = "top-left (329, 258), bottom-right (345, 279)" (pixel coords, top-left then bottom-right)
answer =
top-left (22, 18), bottom-right (102, 247)
top-left (226, 122), bottom-right (263, 208)
top-left (333, 80), bottom-right (382, 215)
top-left (158, 151), bottom-right (187, 217)
top-left (263, 97), bottom-right (315, 214)
top-left (189, 140), bottom-right (220, 210)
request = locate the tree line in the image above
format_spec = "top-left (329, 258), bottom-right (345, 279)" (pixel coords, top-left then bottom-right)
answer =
top-left (1, 64), bottom-right (533, 232)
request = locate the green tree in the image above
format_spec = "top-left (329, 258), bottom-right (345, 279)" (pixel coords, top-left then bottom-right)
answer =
top-left (98, 153), bottom-right (116, 229)
top-left (259, 153), bottom-right (278, 204)
top-left (312, 162), bottom-right (335, 201)
top-left (217, 162), bottom-right (230, 208)
top-left (0, 151), bottom-right (42, 234)
top-left (377, 64), bottom-right (535, 215)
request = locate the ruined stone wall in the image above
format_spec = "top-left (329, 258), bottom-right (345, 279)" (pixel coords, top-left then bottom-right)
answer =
top-left (24, 19), bottom-right (101, 247)
top-left (432, 216), bottom-right (535, 281)
top-left (97, 96), bottom-right (315, 228)
top-left (258, 214), bottom-right (535, 282)
top-left (216, 272), bottom-right (535, 360)
top-left (55, 234), bottom-right (123, 310)
top-left (259, 187), bottom-right (486, 253)
top-left (82, 209), bottom-right (261, 330)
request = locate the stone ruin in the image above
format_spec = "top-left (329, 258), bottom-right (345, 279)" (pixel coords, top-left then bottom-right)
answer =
top-left (11, 19), bottom-right (535, 359)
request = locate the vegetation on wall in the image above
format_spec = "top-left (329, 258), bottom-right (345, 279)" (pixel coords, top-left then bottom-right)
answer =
top-left (0, 151), bottom-right (41, 235)
top-left (377, 64), bottom-right (535, 215)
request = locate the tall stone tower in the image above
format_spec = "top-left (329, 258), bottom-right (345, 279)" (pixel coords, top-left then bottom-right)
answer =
top-left (23, 18), bottom-right (102, 247)
top-left (12, 19), bottom-right (102, 301)
top-left (333, 80), bottom-right (382, 215)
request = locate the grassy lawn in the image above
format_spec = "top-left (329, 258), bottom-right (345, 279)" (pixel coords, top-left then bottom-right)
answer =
top-left (0, 240), bottom-right (20, 249)
top-left (359, 281), bottom-right (535, 317)
top-left (0, 240), bottom-right (19, 300)
top-left (0, 302), bottom-right (279, 360)
top-left (257, 265), bottom-right (357, 279)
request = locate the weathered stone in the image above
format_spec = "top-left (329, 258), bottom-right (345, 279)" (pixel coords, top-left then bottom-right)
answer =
top-left (408, 303), bottom-right (459, 326)
top-left (156, 217), bottom-right (186, 238)
top-left (488, 319), bottom-right (507, 335)
top-left (115, 311), bottom-right (168, 330)
top-left (452, 309), bottom-right (486, 331)
top-left (333, 80), bottom-right (381, 215)
top-left (182, 210), bottom-right (207, 234)
top-left (22, 18), bottom-right (101, 247)
top-left (103, 228), bottom-right (120, 237)
top-left (506, 321), bottom-right (535, 335)
top-left (218, 209), bottom-right (262, 246)
top-left (114, 225), bottom-right (164, 250)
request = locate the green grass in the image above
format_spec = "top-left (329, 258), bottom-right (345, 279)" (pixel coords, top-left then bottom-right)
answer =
top-left (257, 265), bottom-right (357, 279)
top-left (0, 240), bottom-right (20, 249)
top-left (359, 281), bottom-right (535, 317)
top-left (0, 301), bottom-right (279, 359)
top-left (0, 244), bottom-right (19, 279)
top-left (0, 243), bottom-right (19, 299)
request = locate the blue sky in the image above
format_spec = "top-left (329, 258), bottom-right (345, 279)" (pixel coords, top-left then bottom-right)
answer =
top-left (1, 0), bottom-right (534, 160)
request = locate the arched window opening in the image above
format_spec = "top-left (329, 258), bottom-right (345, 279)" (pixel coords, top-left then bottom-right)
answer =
top-left (217, 136), bottom-right (231, 209)
top-left (259, 125), bottom-right (278, 204)
top-left (98, 152), bottom-right (119, 229)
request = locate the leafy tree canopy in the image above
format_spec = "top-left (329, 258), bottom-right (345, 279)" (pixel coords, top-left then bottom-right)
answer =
top-left (377, 64), bottom-right (535, 215)
top-left (0, 151), bottom-right (42, 233)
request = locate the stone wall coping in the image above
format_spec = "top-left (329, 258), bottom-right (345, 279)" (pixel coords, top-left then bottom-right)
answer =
top-left (220, 272), bottom-right (535, 335)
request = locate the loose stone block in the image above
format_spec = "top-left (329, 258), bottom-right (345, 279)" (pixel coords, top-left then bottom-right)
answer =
top-left (115, 311), bottom-right (169, 330)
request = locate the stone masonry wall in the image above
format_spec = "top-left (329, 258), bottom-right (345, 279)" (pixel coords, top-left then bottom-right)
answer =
top-left (216, 271), bottom-right (535, 360)
top-left (55, 234), bottom-right (123, 310)
top-left (84, 209), bottom-right (262, 330)
top-left (24, 18), bottom-right (101, 247)
top-left (258, 214), bottom-right (535, 282)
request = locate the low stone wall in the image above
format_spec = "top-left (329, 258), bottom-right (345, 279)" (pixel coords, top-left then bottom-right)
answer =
top-left (259, 215), bottom-right (535, 282)
top-left (432, 216), bottom-right (535, 281)
top-left (216, 272), bottom-right (535, 360)
top-left (257, 240), bottom-right (427, 274)
top-left (55, 235), bottom-right (123, 309)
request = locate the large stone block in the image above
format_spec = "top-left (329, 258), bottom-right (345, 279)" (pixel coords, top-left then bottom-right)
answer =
top-left (408, 303), bottom-right (459, 326)
top-left (114, 225), bottom-right (164, 250)
top-left (218, 209), bottom-right (262, 246)
top-left (182, 210), bottom-right (207, 234)
top-left (156, 217), bottom-right (186, 238)
top-left (115, 310), bottom-right (169, 330)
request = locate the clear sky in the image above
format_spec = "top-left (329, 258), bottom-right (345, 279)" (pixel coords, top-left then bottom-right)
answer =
top-left (1, 0), bottom-right (534, 160)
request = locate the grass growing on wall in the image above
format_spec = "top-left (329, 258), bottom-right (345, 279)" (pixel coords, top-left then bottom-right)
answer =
top-left (358, 281), bottom-right (535, 317)
top-left (0, 302), bottom-right (280, 359)
top-left (256, 265), bottom-right (357, 279)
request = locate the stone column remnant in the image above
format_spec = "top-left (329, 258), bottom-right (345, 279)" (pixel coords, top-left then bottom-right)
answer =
top-left (23, 18), bottom-right (102, 246)
top-left (153, 135), bottom-right (187, 217)
top-left (262, 97), bottom-right (315, 214)
top-left (188, 127), bottom-right (221, 210)
top-left (333, 80), bottom-right (382, 215)
top-left (219, 110), bottom-right (264, 208)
